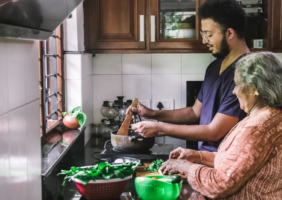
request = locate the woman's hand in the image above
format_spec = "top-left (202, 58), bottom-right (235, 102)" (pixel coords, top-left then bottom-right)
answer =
top-left (159, 159), bottom-right (184, 175)
top-left (169, 147), bottom-right (201, 163)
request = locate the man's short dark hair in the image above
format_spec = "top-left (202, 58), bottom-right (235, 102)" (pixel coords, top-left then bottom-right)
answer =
top-left (198, 0), bottom-right (246, 39)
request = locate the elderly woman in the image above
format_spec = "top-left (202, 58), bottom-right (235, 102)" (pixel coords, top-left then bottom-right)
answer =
top-left (160, 52), bottom-right (282, 199)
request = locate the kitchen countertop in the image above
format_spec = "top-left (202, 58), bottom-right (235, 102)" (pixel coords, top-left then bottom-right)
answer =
top-left (42, 127), bottom-right (85, 177)
top-left (53, 136), bottom-right (207, 200)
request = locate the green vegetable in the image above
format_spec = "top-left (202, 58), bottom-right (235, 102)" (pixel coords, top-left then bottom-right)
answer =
top-left (156, 175), bottom-right (182, 183)
top-left (62, 106), bottom-right (87, 127)
top-left (145, 159), bottom-right (164, 173)
top-left (57, 161), bottom-right (140, 185)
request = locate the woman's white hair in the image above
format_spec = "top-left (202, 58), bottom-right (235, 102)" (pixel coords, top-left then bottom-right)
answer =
top-left (235, 52), bottom-right (282, 107)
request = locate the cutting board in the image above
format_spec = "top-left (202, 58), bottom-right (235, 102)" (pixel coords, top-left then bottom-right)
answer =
top-left (136, 163), bottom-right (187, 180)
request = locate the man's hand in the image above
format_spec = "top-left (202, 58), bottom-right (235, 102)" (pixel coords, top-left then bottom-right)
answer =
top-left (169, 147), bottom-right (201, 163)
top-left (126, 102), bottom-right (153, 119)
top-left (131, 121), bottom-right (161, 138)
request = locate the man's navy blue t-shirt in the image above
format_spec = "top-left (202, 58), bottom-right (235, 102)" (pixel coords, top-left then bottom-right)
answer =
top-left (197, 57), bottom-right (247, 152)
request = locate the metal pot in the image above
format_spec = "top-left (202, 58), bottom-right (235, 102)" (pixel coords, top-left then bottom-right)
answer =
top-left (111, 129), bottom-right (155, 152)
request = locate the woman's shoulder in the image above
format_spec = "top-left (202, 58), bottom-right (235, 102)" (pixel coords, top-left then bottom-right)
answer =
top-left (245, 107), bottom-right (282, 129)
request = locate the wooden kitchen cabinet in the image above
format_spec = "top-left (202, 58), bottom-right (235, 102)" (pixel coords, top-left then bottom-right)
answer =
top-left (271, 0), bottom-right (282, 49)
top-left (83, 0), bottom-right (146, 51)
top-left (148, 0), bottom-right (207, 50)
top-left (83, 0), bottom-right (282, 53)
top-left (84, 0), bottom-right (208, 53)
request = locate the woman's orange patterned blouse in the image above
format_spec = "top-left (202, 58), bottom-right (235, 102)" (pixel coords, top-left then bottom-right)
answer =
top-left (188, 107), bottom-right (282, 199)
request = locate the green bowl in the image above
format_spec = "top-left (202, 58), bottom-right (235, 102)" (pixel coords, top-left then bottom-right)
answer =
top-left (135, 175), bottom-right (182, 200)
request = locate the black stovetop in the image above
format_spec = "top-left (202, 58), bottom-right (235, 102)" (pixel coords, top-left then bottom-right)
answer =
top-left (100, 141), bottom-right (169, 163)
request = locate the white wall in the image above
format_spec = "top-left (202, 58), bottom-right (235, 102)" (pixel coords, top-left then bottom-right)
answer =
top-left (64, 54), bottom-right (93, 145)
top-left (63, 5), bottom-right (93, 145)
top-left (63, 3), bottom-right (84, 51)
top-left (0, 38), bottom-right (41, 200)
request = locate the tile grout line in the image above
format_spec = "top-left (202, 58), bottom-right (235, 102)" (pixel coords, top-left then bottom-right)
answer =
top-left (0, 98), bottom-right (40, 118)
top-left (5, 38), bottom-right (12, 187)
top-left (151, 54), bottom-right (152, 100)
top-left (181, 53), bottom-right (182, 109)
top-left (121, 54), bottom-right (123, 96)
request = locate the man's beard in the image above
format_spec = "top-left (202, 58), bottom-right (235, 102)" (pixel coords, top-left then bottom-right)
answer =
top-left (212, 35), bottom-right (230, 59)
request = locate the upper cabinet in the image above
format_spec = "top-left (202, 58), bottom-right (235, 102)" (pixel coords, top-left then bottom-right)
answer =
top-left (148, 0), bottom-right (206, 50)
top-left (83, 0), bottom-right (282, 53)
top-left (271, 0), bottom-right (282, 49)
top-left (83, 0), bottom-right (146, 51)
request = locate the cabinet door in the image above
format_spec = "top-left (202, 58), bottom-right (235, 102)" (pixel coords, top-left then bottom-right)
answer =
top-left (148, 0), bottom-right (207, 50)
top-left (84, 0), bottom-right (145, 51)
top-left (272, 0), bottom-right (282, 49)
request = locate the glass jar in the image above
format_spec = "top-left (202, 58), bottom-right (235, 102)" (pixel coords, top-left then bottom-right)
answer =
top-left (101, 102), bottom-right (118, 119)
top-left (98, 120), bottom-right (119, 139)
top-left (119, 102), bottom-right (128, 120)
top-left (101, 101), bottom-right (109, 117)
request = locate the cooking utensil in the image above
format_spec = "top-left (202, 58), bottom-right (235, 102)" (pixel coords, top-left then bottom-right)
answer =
top-left (117, 98), bottom-right (138, 136)
top-left (111, 129), bottom-right (155, 152)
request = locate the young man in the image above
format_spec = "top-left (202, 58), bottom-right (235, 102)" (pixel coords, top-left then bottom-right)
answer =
top-left (128, 0), bottom-right (248, 152)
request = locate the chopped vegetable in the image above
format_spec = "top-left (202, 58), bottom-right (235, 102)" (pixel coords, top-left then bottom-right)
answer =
top-left (57, 161), bottom-right (140, 185)
top-left (145, 159), bottom-right (164, 173)
top-left (151, 177), bottom-right (158, 180)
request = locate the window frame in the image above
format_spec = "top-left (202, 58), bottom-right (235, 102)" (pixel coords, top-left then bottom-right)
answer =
top-left (39, 25), bottom-right (65, 137)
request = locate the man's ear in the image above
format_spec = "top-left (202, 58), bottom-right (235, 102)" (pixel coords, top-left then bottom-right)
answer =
top-left (226, 28), bottom-right (235, 40)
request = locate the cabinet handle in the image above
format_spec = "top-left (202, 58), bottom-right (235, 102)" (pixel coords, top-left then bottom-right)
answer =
top-left (151, 15), bottom-right (155, 42)
top-left (140, 15), bottom-right (144, 42)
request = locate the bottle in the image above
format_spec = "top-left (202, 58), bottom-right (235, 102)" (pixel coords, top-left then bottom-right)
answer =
top-left (101, 101), bottom-right (109, 117)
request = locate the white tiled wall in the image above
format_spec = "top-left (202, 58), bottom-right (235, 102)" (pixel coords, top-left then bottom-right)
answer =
top-left (0, 39), bottom-right (41, 200)
top-left (152, 74), bottom-right (182, 109)
top-left (92, 53), bottom-right (212, 149)
top-left (93, 75), bottom-right (122, 124)
top-left (152, 54), bottom-right (182, 74)
top-left (63, 3), bottom-right (84, 51)
top-left (92, 54), bottom-right (211, 122)
top-left (82, 76), bottom-right (93, 144)
top-left (91, 52), bottom-right (282, 149)
top-left (64, 53), bottom-right (93, 145)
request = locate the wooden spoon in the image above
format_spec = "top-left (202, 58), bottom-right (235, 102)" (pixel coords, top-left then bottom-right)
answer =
top-left (117, 98), bottom-right (138, 136)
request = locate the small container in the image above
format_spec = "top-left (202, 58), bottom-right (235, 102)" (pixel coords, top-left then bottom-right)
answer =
top-left (101, 101), bottom-right (109, 117)
top-left (98, 120), bottom-right (119, 139)
top-left (253, 39), bottom-right (263, 48)
top-left (72, 175), bottom-right (132, 200)
top-left (135, 175), bottom-right (182, 200)
top-left (107, 102), bottom-right (119, 119)
top-left (101, 102), bottom-right (119, 119)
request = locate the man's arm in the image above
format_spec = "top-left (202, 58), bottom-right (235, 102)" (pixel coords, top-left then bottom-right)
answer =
top-left (155, 112), bottom-right (239, 141)
top-left (150, 99), bottom-right (202, 124)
